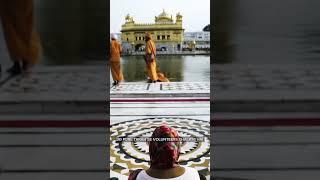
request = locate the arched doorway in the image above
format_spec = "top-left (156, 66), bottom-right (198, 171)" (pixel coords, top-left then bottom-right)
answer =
top-left (135, 44), bottom-right (144, 51)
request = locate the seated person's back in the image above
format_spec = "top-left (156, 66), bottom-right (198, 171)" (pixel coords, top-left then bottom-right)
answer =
top-left (128, 125), bottom-right (202, 180)
top-left (136, 166), bottom-right (200, 180)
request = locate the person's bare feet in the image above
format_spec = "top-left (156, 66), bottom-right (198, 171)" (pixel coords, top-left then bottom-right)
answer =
top-left (7, 61), bottom-right (22, 75)
top-left (22, 61), bottom-right (32, 73)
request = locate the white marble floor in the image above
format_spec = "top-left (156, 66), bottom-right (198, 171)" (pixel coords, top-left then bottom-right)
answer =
top-left (110, 97), bottom-right (210, 179)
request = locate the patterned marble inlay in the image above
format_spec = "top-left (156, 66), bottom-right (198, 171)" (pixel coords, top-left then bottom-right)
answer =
top-left (214, 66), bottom-right (320, 90)
top-left (110, 84), bottom-right (148, 92)
top-left (110, 117), bottom-right (210, 178)
top-left (110, 82), bottom-right (210, 93)
top-left (0, 71), bottom-right (106, 93)
top-left (161, 82), bottom-right (210, 91)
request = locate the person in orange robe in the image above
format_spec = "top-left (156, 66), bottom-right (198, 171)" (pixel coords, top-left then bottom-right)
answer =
top-left (145, 32), bottom-right (170, 83)
top-left (110, 34), bottom-right (124, 85)
top-left (157, 72), bottom-right (170, 82)
top-left (145, 32), bottom-right (159, 83)
top-left (0, 0), bottom-right (41, 74)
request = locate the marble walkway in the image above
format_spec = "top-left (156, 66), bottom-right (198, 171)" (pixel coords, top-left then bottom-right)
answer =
top-left (1, 64), bottom-right (320, 113)
top-left (110, 96), bottom-right (210, 179)
top-left (1, 64), bottom-right (320, 180)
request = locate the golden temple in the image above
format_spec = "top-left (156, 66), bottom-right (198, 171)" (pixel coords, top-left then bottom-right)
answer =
top-left (120, 9), bottom-right (184, 52)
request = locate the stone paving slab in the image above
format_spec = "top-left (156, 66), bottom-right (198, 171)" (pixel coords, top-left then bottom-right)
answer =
top-left (213, 64), bottom-right (320, 91)
top-left (0, 147), bottom-right (105, 170)
top-left (212, 64), bottom-right (320, 111)
top-left (4, 66), bottom-right (208, 99)
top-left (215, 90), bottom-right (320, 101)
top-left (212, 111), bottom-right (320, 179)
top-left (213, 131), bottom-right (320, 180)
top-left (0, 65), bottom-right (107, 99)
top-left (0, 114), bottom-right (107, 180)
top-left (1, 64), bottom-right (320, 113)
top-left (111, 105), bottom-right (209, 116)
top-left (213, 112), bottom-right (320, 120)
top-left (0, 101), bottom-right (107, 115)
top-left (2, 122), bottom-right (320, 180)
top-left (0, 66), bottom-right (108, 114)
top-left (110, 82), bottom-right (210, 98)
top-left (111, 115), bottom-right (210, 124)
top-left (0, 114), bottom-right (107, 121)
top-left (1, 111), bottom-right (320, 180)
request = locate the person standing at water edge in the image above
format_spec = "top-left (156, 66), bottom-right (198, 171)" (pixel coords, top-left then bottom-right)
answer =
top-left (0, 0), bottom-right (41, 75)
top-left (110, 34), bottom-right (124, 85)
top-left (145, 32), bottom-right (159, 83)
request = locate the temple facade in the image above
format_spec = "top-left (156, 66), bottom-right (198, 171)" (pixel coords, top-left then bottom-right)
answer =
top-left (120, 10), bottom-right (184, 53)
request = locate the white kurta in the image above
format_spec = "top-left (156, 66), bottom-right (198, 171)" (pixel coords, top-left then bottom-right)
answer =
top-left (136, 166), bottom-right (201, 180)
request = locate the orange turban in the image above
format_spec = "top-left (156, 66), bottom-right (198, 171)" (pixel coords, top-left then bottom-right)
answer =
top-left (145, 32), bottom-right (152, 39)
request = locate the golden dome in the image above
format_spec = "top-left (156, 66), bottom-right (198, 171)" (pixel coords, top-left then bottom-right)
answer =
top-left (125, 14), bottom-right (134, 23)
top-left (158, 9), bottom-right (169, 18)
top-left (156, 9), bottom-right (173, 22)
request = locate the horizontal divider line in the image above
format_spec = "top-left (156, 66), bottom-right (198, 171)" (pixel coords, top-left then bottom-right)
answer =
top-left (212, 118), bottom-right (320, 127)
top-left (0, 131), bottom-right (107, 134)
top-left (0, 120), bottom-right (109, 128)
top-left (3, 167), bottom-right (320, 174)
top-left (212, 142), bottom-right (320, 146)
top-left (1, 169), bottom-right (107, 173)
top-left (110, 107), bottom-right (208, 108)
top-left (213, 129), bottom-right (320, 133)
top-left (212, 167), bottom-right (320, 171)
top-left (111, 102), bottom-right (210, 103)
top-left (111, 99), bottom-right (210, 102)
top-left (111, 114), bottom-right (210, 117)
top-left (0, 144), bottom-right (107, 148)
top-left (1, 118), bottom-right (320, 128)
top-left (2, 142), bottom-right (320, 148)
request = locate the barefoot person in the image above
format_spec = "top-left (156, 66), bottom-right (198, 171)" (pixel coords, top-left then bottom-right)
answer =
top-left (144, 32), bottom-right (159, 83)
top-left (144, 32), bottom-right (170, 83)
top-left (128, 125), bottom-right (205, 180)
top-left (110, 34), bottom-right (124, 85)
top-left (0, 0), bottom-right (41, 75)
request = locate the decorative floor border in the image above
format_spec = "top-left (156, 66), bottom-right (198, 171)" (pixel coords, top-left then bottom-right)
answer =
top-left (1, 118), bottom-right (320, 127)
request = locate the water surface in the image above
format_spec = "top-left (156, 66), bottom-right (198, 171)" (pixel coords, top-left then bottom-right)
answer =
top-left (111, 55), bottom-right (210, 82)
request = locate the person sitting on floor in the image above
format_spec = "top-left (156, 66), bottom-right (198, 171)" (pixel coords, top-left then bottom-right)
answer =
top-left (128, 125), bottom-right (206, 180)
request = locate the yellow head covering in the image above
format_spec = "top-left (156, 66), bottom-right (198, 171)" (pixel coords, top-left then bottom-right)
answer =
top-left (145, 32), bottom-right (152, 39)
